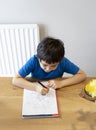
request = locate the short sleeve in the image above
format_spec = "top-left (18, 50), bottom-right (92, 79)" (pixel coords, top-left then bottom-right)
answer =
top-left (18, 55), bottom-right (36, 78)
top-left (61, 57), bottom-right (80, 75)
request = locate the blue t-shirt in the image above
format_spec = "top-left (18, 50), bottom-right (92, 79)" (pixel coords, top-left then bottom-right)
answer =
top-left (18, 55), bottom-right (79, 80)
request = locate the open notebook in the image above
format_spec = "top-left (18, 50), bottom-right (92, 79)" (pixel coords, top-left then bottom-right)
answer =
top-left (22, 82), bottom-right (59, 118)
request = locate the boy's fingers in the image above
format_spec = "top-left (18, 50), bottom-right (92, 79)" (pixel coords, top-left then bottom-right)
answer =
top-left (47, 81), bottom-right (52, 88)
top-left (41, 88), bottom-right (49, 95)
top-left (47, 81), bottom-right (55, 89)
top-left (46, 84), bottom-right (51, 88)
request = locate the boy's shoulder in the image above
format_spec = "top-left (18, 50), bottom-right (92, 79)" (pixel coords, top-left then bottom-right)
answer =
top-left (61, 57), bottom-right (69, 63)
top-left (26, 54), bottom-right (38, 64)
top-left (60, 57), bottom-right (75, 66)
top-left (30, 54), bottom-right (38, 60)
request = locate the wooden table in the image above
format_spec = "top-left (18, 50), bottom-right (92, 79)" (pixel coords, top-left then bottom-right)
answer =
top-left (0, 77), bottom-right (96, 130)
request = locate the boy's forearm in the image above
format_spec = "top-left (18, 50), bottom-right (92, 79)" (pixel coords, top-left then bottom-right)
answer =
top-left (60, 70), bottom-right (86, 88)
top-left (12, 76), bottom-right (49, 95)
top-left (12, 77), bottom-right (36, 91)
top-left (61, 74), bottom-right (86, 88)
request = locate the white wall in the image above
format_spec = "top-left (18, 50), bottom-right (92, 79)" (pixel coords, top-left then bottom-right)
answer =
top-left (0, 0), bottom-right (96, 76)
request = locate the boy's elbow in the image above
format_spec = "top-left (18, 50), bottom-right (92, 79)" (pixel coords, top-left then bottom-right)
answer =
top-left (12, 74), bottom-right (21, 86)
top-left (78, 69), bottom-right (87, 82)
top-left (12, 77), bottom-right (17, 86)
top-left (81, 71), bottom-right (87, 82)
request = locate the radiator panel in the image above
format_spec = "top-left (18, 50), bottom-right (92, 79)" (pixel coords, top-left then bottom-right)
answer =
top-left (0, 24), bottom-right (40, 76)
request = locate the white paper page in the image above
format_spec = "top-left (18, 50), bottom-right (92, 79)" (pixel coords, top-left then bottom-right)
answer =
top-left (22, 82), bottom-right (59, 117)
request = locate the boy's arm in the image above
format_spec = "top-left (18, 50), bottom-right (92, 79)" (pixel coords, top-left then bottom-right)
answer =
top-left (48, 69), bottom-right (86, 89)
top-left (12, 74), bottom-right (49, 95)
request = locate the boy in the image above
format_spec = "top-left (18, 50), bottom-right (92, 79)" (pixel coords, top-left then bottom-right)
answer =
top-left (12, 37), bottom-right (86, 95)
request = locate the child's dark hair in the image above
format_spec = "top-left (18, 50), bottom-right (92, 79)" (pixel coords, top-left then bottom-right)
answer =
top-left (37, 37), bottom-right (65, 63)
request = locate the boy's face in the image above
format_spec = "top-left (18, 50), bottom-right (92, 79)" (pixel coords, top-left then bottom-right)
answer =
top-left (39, 60), bottom-right (59, 72)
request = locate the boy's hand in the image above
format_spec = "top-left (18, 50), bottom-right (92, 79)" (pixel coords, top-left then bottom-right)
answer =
top-left (35, 84), bottom-right (49, 95)
top-left (48, 79), bottom-right (62, 89)
top-left (41, 87), bottom-right (49, 95)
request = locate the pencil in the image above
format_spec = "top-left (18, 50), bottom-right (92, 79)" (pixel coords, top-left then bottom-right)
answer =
top-left (38, 81), bottom-right (47, 88)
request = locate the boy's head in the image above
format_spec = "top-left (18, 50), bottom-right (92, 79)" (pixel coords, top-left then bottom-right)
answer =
top-left (37, 37), bottom-right (65, 72)
top-left (37, 37), bottom-right (65, 63)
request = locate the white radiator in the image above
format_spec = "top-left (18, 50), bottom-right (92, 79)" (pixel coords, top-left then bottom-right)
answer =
top-left (0, 24), bottom-right (40, 77)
